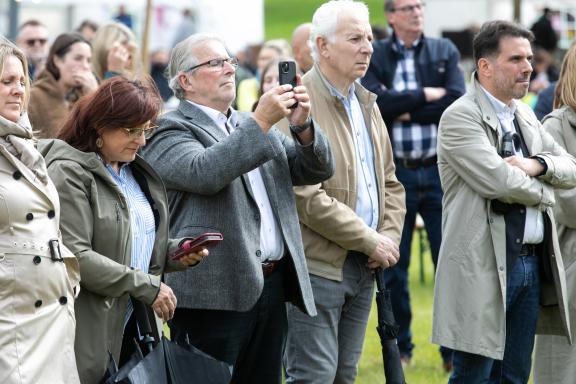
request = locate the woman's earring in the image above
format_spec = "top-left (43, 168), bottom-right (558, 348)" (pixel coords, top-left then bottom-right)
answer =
top-left (96, 137), bottom-right (103, 148)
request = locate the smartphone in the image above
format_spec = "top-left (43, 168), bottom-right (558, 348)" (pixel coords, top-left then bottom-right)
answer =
top-left (171, 232), bottom-right (223, 260)
top-left (278, 61), bottom-right (298, 109)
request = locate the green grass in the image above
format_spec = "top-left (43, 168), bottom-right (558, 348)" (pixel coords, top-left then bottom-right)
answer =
top-left (357, 229), bottom-right (449, 383)
top-left (264, 0), bottom-right (388, 41)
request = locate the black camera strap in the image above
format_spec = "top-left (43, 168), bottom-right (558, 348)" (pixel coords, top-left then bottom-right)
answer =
top-left (512, 117), bottom-right (530, 157)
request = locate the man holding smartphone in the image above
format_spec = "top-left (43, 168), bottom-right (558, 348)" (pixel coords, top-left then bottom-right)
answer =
top-left (141, 33), bottom-right (334, 384)
top-left (283, 1), bottom-right (405, 383)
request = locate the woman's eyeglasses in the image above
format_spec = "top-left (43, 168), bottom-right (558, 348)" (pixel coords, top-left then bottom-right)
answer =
top-left (121, 125), bottom-right (158, 139)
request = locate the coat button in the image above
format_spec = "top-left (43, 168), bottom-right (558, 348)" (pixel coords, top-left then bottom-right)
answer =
top-left (13, 171), bottom-right (22, 180)
top-left (515, 238), bottom-right (521, 244)
top-left (34, 300), bottom-right (42, 308)
top-left (47, 210), bottom-right (55, 219)
top-left (33, 256), bottom-right (41, 265)
top-left (499, 266), bottom-right (504, 271)
top-left (59, 296), bottom-right (68, 305)
top-left (26, 213), bottom-right (34, 221)
top-left (255, 250), bottom-right (262, 257)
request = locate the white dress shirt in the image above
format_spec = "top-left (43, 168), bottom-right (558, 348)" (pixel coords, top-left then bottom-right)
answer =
top-left (188, 100), bottom-right (285, 261)
top-left (481, 87), bottom-right (544, 244)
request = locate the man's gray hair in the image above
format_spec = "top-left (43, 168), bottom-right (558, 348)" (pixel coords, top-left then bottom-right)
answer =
top-left (309, 0), bottom-right (370, 63)
top-left (168, 33), bottom-right (226, 100)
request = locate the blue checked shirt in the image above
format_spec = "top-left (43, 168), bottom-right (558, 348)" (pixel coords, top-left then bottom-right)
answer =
top-left (391, 39), bottom-right (438, 160)
top-left (104, 162), bottom-right (156, 326)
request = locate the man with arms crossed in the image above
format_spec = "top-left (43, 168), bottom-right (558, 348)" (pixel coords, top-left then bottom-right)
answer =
top-left (283, 1), bottom-right (406, 383)
top-left (141, 33), bottom-right (334, 384)
top-left (433, 20), bottom-right (576, 383)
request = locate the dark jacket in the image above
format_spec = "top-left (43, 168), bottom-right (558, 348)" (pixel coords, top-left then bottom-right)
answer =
top-left (361, 33), bottom-right (465, 130)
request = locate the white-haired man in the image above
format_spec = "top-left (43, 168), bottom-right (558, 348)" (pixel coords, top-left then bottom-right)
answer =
top-left (141, 33), bottom-right (334, 383)
top-left (283, 1), bottom-right (406, 383)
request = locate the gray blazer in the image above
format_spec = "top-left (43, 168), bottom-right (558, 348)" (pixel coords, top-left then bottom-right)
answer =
top-left (141, 101), bottom-right (334, 315)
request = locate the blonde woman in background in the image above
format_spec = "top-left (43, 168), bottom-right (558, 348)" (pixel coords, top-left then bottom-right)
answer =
top-left (91, 22), bottom-right (141, 81)
top-left (534, 43), bottom-right (576, 384)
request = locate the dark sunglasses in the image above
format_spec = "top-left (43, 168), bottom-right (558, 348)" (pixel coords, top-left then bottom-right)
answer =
top-left (26, 38), bottom-right (48, 47)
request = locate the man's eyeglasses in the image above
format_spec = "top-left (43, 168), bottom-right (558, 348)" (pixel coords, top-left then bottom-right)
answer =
top-left (25, 38), bottom-right (48, 47)
top-left (390, 2), bottom-right (425, 13)
top-left (185, 57), bottom-right (239, 72)
top-left (120, 125), bottom-right (158, 139)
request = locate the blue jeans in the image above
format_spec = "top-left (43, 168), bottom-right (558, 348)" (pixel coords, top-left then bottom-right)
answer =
top-left (284, 252), bottom-right (374, 384)
top-left (386, 163), bottom-right (449, 360)
top-left (449, 254), bottom-right (541, 384)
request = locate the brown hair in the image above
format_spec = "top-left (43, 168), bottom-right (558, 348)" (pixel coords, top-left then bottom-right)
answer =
top-left (473, 20), bottom-right (533, 69)
top-left (58, 76), bottom-right (161, 153)
top-left (45, 33), bottom-right (90, 81)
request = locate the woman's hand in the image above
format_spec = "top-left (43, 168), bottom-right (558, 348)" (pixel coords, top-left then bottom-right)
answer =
top-left (73, 71), bottom-right (98, 94)
top-left (178, 248), bottom-right (209, 267)
top-left (152, 282), bottom-right (177, 321)
top-left (107, 42), bottom-right (131, 74)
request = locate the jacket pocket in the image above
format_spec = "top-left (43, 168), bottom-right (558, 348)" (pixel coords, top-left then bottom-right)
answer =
top-left (447, 213), bottom-right (489, 266)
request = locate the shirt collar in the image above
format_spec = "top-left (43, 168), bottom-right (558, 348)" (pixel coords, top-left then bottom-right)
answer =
top-left (480, 85), bottom-right (517, 120)
top-left (394, 35), bottom-right (422, 51)
top-left (186, 99), bottom-right (238, 128)
top-left (319, 71), bottom-right (355, 102)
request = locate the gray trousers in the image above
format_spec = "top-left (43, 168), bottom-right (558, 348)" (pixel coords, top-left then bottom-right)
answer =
top-left (284, 251), bottom-right (374, 384)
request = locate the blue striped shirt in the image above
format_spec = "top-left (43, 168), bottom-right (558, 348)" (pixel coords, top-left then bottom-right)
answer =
top-left (325, 81), bottom-right (379, 230)
top-left (104, 163), bottom-right (156, 326)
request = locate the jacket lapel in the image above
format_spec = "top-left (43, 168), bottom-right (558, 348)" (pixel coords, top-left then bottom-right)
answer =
top-left (177, 100), bottom-right (227, 142)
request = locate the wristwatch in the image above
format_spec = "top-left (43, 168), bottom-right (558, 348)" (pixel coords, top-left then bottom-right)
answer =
top-left (289, 118), bottom-right (313, 134)
top-left (534, 156), bottom-right (547, 176)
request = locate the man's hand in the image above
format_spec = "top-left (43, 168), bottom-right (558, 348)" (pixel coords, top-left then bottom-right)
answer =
top-left (504, 156), bottom-right (545, 177)
top-left (287, 74), bottom-right (311, 127)
top-left (396, 112), bottom-right (411, 122)
top-left (178, 248), bottom-right (209, 267)
top-left (368, 234), bottom-right (400, 269)
top-left (152, 282), bottom-right (177, 322)
top-left (423, 87), bottom-right (447, 102)
top-left (253, 84), bottom-right (296, 132)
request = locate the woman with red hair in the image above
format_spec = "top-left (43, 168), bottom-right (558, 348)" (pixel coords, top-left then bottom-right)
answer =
top-left (41, 76), bottom-right (207, 383)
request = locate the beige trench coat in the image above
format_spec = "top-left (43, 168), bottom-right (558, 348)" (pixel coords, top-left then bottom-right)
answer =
top-left (534, 106), bottom-right (576, 383)
top-left (432, 78), bottom-right (576, 360)
top-left (0, 145), bottom-right (80, 384)
top-left (41, 139), bottom-right (185, 384)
